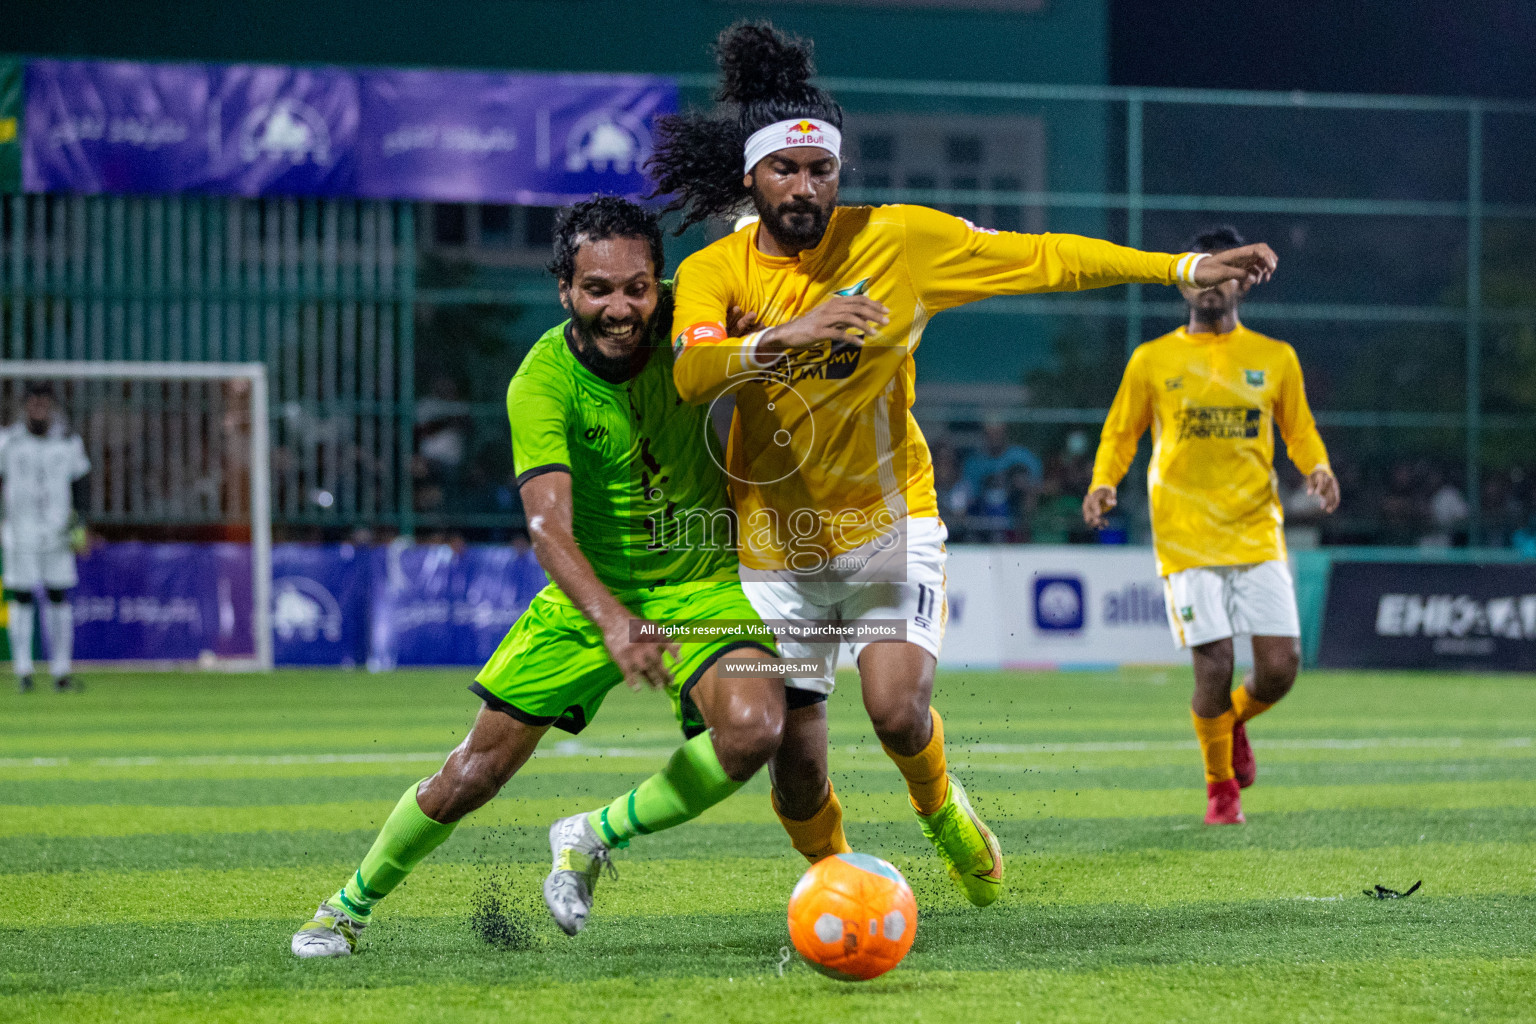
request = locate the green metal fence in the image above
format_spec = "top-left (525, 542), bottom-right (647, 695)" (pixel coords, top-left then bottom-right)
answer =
top-left (0, 195), bottom-right (418, 533)
top-left (4, 77), bottom-right (1535, 543)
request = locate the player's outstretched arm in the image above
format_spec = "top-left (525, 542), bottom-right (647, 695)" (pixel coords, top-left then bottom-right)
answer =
top-left (520, 472), bottom-right (679, 690)
top-left (899, 206), bottom-right (1278, 307)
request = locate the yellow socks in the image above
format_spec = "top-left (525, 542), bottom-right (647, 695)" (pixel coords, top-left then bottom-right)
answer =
top-left (882, 706), bottom-right (950, 815)
top-left (773, 783), bottom-right (852, 863)
top-left (1231, 685), bottom-right (1276, 723)
top-left (1191, 708), bottom-right (1237, 783)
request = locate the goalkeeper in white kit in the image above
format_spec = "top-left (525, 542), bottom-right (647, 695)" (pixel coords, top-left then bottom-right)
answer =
top-left (0, 383), bottom-right (90, 692)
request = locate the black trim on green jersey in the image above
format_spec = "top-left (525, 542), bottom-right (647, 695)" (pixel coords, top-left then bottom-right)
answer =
top-left (675, 640), bottom-right (778, 739)
top-left (469, 681), bottom-right (592, 733)
top-left (514, 463), bottom-right (571, 489)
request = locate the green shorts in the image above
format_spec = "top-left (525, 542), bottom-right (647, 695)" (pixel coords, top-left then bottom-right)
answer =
top-left (471, 579), bottom-right (778, 738)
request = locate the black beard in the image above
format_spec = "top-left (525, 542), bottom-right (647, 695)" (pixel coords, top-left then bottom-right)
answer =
top-left (25, 417), bottom-right (48, 436)
top-left (752, 189), bottom-right (834, 251)
top-left (566, 313), bottom-right (656, 384)
top-left (1190, 300), bottom-right (1237, 327)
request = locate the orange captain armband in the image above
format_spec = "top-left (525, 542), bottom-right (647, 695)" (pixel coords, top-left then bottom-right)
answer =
top-left (673, 321), bottom-right (727, 356)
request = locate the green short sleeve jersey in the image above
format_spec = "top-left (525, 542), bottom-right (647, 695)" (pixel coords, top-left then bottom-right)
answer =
top-left (508, 315), bottom-right (739, 594)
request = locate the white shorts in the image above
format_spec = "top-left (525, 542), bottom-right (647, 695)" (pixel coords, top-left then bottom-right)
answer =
top-left (741, 516), bottom-right (947, 695)
top-left (3, 544), bottom-right (78, 592)
top-left (1164, 560), bottom-right (1299, 649)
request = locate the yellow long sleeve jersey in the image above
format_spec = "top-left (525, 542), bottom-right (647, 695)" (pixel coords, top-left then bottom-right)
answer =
top-left (673, 204), bottom-right (1195, 570)
top-left (1089, 323), bottom-right (1331, 577)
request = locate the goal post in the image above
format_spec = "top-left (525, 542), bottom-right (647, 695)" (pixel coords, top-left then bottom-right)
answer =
top-left (0, 360), bottom-right (273, 670)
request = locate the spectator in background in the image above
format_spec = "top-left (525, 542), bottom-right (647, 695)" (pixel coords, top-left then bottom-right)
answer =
top-left (1029, 432), bottom-right (1100, 543)
top-left (415, 376), bottom-right (470, 480)
top-left (1482, 470), bottom-right (1523, 548)
top-left (1424, 473), bottom-right (1470, 548)
top-left (931, 442), bottom-right (973, 532)
top-left (962, 419), bottom-right (1042, 496)
top-left (1005, 465), bottom-right (1037, 542)
top-left (1057, 430), bottom-right (1094, 496)
top-left (1511, 509), bottom-right (1536, 557)
top-left (1379, 461), bottom-right (1423, 545)
top-left (1028, 465), bottom-right (1079, 543)
top-left (971, 472), bottom-right (1013, 542)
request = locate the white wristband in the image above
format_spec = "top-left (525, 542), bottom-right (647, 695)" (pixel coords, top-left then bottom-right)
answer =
top-left (1174, 252), bottom-right (1209, 286)
top-left (740, 330), bottom-right (784, 371)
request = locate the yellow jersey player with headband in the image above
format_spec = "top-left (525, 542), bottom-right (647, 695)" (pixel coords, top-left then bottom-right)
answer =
top-left (653, 21), bottom-right (1280, 906)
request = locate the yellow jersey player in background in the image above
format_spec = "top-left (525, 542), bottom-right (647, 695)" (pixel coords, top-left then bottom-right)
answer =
top-left (650, 22), bottom-right (1280, 903)
top-left (1083, 225), bottom-right (1340, 826)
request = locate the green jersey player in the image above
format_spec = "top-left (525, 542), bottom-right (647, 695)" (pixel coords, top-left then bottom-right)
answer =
top-left (291, 197), bottom-right (789, 957)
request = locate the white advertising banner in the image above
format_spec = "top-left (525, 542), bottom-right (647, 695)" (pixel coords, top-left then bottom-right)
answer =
top-left (941, 545), bottom-right (1189, 668)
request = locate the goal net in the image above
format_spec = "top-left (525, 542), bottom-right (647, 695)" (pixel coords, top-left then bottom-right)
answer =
top-left (0, 361), bottom-right (273, 670)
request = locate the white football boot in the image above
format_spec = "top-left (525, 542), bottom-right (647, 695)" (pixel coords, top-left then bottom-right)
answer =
top-left (542, 813), bottom-right (616, 935)
top-left (291, 901), bottom-right (367, 957)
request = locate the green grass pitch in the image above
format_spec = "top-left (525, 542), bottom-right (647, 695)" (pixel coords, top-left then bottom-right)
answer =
top-left (3, 666), bottom-right (1534, 1022)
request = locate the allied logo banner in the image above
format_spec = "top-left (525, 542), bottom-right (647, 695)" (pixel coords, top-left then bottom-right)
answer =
top-left (940, 546), bottom-right (1200, 668)
top-left (22, 58), bottom-right (675, 202)
top-left (1318, 561), bottom-right (1536, 671)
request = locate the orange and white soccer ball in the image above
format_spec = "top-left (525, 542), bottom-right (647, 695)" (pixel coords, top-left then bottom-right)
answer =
top-left (787, 852), bottom-right (918, 981)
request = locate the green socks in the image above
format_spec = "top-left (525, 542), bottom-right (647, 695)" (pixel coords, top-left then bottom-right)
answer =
top-left (333, 781), bottom-right (457, 920)
top-left (330, 738), bottom-right (740, 920)
top-left (589, 732), bottom-right (743, 847)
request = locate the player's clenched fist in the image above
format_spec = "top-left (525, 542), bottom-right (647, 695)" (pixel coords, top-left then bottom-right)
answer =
top-left (1193, 243), bottom-right (1279, 288)
top-left (1306, 467), bottom-right (1341, 514)
top-left (1082, 485), bottom-right (1117, 530)
top-left (603, 619), bottom-right (681, 691)
top-left (757, 295), bottom-right (890, 357)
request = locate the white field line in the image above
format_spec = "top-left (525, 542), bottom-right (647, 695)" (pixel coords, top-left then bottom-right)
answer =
top-left (1, 735), bottom-right (1530, 770)
top-left (0, 740), bottom-right (668, 769)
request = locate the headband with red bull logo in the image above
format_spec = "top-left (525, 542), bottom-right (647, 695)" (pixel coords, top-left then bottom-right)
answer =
top-left (743, 118), bottom-right (843, 174)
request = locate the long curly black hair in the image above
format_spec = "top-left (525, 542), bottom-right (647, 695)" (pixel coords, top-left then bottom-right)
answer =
top-left (647, 21), bottom-right (844, 232)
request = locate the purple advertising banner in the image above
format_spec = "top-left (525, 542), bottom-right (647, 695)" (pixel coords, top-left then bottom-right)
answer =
top-left (368, 542), bottom-right (546, 668)
top-left (271, 543), bottom-right (371, 667)
top-left (73, 542), bottom-right (254, 662)
top-left (63, 541), bottom-right (548, 666)
top-left (23, 59), bottom-right (214, 195)
top-left (23, 58), bottom-right (673, 202)
top-left (356, 69), bottom-right (674, 204)
top-left (23, 59), bottom-right (358, 197)
top-left (206, 63), bottom-right (359, 197)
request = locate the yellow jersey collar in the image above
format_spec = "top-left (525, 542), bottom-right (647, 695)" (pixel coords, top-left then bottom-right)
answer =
top-left (1179, 319), bottom-right (1245, 343)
